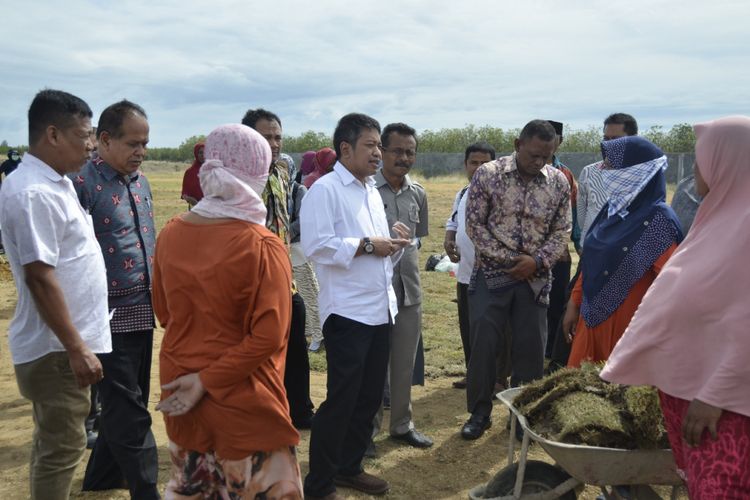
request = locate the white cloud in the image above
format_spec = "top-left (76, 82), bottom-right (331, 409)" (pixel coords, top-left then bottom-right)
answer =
top-left (1, 0), bottom-right (749, 146)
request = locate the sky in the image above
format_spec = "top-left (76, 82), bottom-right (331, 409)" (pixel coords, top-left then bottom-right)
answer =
top-left (2, 0), bottom-right (749, 147)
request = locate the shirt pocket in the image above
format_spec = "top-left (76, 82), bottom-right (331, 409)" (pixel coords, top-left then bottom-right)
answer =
top-left (409, 204), bottom-right (420, 224)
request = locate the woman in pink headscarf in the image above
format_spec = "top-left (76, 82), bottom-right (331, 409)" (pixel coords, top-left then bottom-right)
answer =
top-left (601, 116), bottom-right (750, 498)
top-left (302, 147), bottom-right (337, 188)
top-left (153, 124), bottom-right (303, 499)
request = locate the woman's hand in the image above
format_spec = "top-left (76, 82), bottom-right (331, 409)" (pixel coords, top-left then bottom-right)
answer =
top-left (156, 372), bottom-right (206, 417)
top-left (562, 300), bottom-right (580, 344)
top-left (682, 399), bottom-right (722, 447)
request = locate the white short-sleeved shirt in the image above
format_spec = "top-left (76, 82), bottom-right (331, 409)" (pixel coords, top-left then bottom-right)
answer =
top-left (455, 189), bottom-right (475, 284)
top-left (0, 153), bottom-right (111, 364)
top-left (300, 162), bottom-right (398, 327)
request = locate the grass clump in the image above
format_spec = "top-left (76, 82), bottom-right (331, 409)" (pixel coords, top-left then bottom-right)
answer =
top-left (515, 364), bottom-right (667, 450)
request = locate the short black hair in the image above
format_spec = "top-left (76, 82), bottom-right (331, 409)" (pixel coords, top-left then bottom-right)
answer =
top-left (28, 89), bottom-right (92, 145)
top-left (518, 119), bottom-right (557, 143)
top-left (381, 122), bottom-right (418, 149)
top-left (604, 113), bottom-right (638, 136)
top-left (241, 108), bottom-right (282, 129)
top-left (333, 113), bottom-right (381, 157)
top-left (464, 141), bottom-right (496, 163)
top-left (97, 100), bottom-right (147, 139)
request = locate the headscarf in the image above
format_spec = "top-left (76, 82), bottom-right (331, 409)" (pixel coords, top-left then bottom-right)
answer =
top-left (299, 151), bottom-right (316, 175)
top-left (191, 124), bottom-right (270, 225)
top-left (580, 136), bottom-right (682, 328)
top-left (601, 116), bottom-right (750, 418)
top-left (181, 142), bottom-right (205, 201)
top-left (279, 152), bottom-right (297, 181)
top-left (303, 147), bottom-right (337, 188)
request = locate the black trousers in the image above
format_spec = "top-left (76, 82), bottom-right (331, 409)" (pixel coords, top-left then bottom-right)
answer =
top-left (459, 282), bottom-right (512, 384)
top-left (546, 260), bottom-right (572, 358)
top-left (457, 282), bottom-right (472, 368)
top-left (83, 331), bottom-right (159, 499)
top-left (467, 273), bottom-right (546, 417)
top-left (85, 384), bottom-right (100, 433)
top-left (304, 314), bottom-right (390, 497)
top-left (285, 292), bottom-right (315, 425)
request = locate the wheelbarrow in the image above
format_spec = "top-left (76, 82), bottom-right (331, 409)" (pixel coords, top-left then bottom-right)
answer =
top-left (469, 387), bottom-right (684, 499)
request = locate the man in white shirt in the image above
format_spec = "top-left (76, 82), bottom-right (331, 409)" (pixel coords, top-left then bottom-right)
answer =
top-left (0, 89), bottom-right (111, 500)
top-left (301, 113), bottom-right (410, 500)
top-left (444, 141), bottom-right (498, 388)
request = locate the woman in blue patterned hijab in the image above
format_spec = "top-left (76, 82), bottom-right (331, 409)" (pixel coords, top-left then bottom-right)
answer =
top-left (563, 136), bottom-right (683, 366)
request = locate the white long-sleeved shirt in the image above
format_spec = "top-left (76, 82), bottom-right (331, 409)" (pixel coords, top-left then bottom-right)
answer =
top-left (577, 161), bottom-right (608, 245)
top-left (300, 162), bottom-right (398, 326)
top-left (455, 189), bottom-right (475, 285)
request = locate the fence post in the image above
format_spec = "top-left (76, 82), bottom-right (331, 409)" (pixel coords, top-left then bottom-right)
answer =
top-left (677, 154), bottom-right (684, 182)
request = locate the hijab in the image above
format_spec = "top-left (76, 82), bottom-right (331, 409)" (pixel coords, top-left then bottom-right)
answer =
top-left (580, 136), bottom-right (682, 327)
top-left (303, 147), bottom-right (337, 188)
top-left (191, 124), bottom-right (270, 225)
top-left (601, 116), bottom-right (750, 417)
top-left (181, 143), bottom-right (205, 201)
top-left (299, 151), bottom-right (316, 175)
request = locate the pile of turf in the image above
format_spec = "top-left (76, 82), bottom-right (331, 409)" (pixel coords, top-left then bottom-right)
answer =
top-left (513, 364), bottom-right (667, 449)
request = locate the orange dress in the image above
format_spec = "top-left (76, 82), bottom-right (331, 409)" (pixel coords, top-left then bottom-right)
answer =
top-left (567, 243), bottom-right (677, 367)
top-left (152, 217), bottom-right (299, 459)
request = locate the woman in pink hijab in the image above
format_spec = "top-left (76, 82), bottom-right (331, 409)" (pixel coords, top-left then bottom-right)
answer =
top-left (601, 116), bottom-right (750, 498)
top-left (302, 147), bottom-right (337, 188)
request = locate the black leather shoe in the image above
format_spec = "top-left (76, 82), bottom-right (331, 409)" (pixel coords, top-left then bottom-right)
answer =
top-left (461, 414), bottom-right (491, 440)
top-left (390, 429), bottom-right (434, 448)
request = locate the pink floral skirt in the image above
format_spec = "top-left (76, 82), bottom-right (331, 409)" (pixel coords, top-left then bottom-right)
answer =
top-left (164, 441), bottom-right (303, 499)
top-left (659, 391), bottom-right (750, 499)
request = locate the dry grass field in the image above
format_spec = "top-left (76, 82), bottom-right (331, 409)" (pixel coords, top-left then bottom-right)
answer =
top-left (0, 161), bottom-right (683, 499)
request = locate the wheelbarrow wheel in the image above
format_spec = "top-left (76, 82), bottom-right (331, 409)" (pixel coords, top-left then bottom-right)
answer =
top-left (482, 460), bottom-right (576, 499)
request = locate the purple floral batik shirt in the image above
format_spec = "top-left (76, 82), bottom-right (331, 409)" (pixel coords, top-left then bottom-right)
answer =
top-left (465, 153), bottom-right (571, 304)
top-left (71, 158), bottom-right (156, 333)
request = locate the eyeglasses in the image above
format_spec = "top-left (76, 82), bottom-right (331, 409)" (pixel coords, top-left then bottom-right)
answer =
top-left (379, 147), bottom-right (416, 159)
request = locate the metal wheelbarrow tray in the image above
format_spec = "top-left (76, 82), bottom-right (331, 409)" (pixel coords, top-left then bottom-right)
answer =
top-left (468, 388), bottom-right (684, 500)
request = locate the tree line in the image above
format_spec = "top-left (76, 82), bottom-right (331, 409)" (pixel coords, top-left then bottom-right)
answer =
top-left (0, 124), bottom-right (696, 163)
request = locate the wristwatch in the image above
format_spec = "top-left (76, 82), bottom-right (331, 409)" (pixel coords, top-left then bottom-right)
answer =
top-left (363, 237), bottom-right (375, 254)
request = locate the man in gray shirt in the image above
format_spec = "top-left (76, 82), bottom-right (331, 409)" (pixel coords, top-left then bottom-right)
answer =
top-left (374, 122), bottom-right (432, 449)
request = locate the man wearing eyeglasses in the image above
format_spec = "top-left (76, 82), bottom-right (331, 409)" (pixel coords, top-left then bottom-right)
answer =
top-left (373, 123), bottom-right (433, 450)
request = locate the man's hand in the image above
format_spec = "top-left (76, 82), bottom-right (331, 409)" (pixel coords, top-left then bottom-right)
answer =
top-left (369, 237), bottom-right (410, 257)
top-left (682, 399), bottom-right (722, 447)
top-left (391, 221), bottom-right (411, 241)
top-left (156, 373), bottom-right (206, 417)
top-left (67, 345), bottom-right (103, 388)
top-left (508, 254), bottom-right (537, 281)
top-left (562, 301), bottom-right (580, 343)
top-left (444, 231), bottom-right (459, 263)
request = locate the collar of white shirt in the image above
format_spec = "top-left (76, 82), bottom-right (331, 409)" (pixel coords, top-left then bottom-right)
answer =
top-left (21, 153), bottom-right (68, 184)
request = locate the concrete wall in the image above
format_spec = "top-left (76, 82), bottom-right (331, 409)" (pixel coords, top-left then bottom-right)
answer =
top-left (286, 152), bottom-right (695, 183)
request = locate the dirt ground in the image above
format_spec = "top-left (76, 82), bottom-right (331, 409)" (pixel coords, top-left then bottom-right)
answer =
top-left (0, 255), bottom-right (683, 500)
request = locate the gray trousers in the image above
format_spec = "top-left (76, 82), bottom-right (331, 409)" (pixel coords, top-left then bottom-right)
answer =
top-left (466, 271), bottom-right (547, 417)
top-left (374, 298), bottom-right (422, 436)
